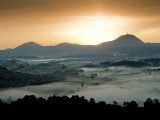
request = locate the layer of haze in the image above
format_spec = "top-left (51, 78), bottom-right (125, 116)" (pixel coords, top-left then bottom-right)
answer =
top-left (1, 66), bottom-right (160, 106)
top-left (0, 0), bottom-right (160, 49)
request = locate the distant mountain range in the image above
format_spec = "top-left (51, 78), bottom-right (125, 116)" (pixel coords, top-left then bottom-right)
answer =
top-left (99, 34), bottom-right (144, 48)
top-left (16, 41), bottom-right (42, 48)
top-left (1, 34), bottom-right (160, 58)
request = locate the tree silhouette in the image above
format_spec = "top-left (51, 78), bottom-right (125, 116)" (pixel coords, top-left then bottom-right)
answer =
top-left (144, 98), bottom-right (153, 108)
top-left (0, 95), bottom-right (160, 117)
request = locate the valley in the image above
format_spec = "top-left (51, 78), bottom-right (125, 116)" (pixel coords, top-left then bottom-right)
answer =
top-left (1, 34), bottom-right (160, 106)
top-left (0, 57), bottom-right (160, 106)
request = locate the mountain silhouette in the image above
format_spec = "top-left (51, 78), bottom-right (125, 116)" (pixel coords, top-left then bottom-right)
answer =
top-left (56, 42), bottom-right (80, 46)
top-left (6, 42), bottom-right (43, 56)
top-left (55, 43), bottom-right (82, 49)
top-left (1, 34), bottom-right (160, 57)
top-left (114, 34), bottom-right (144, 45)
top-left (15, 42), bottom-right (42, 49)
top-left (99, 34), bottom-right (144, 48)
top-left (20, 41), bottom-right (42, 47)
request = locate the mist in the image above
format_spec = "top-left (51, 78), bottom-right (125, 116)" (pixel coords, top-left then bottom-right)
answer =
top-left (1, 61), bottom-right (160, 106)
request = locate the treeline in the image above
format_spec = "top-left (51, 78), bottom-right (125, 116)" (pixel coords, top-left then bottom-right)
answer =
top-left (0, 65), bottom-right (81, 87)
top-left (1, 95), bottom-right (160, 118)
top-left (100, 60), bottom-right (149, 67)
top-left (1, 95), bottom-right (160, 112)
top-left (0, 59), bottom-right (28, 69)
top-left (0, 66), bottom-right (62, 87)
top-left (100, 58), bottom-right (160, 67)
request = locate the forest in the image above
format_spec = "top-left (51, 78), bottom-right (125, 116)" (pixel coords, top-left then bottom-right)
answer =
top-left (0, 95), bottom-right (160, 118)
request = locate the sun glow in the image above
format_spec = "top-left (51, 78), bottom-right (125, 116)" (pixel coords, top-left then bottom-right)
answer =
top-left (51, 16), bottom-right (130, 45)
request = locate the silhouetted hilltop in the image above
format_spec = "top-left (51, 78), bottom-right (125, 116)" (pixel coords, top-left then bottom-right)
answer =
top-left (16, 41), bottom-right (42, 48)
top-left (55, 42), bottom-right (81, 47)
top-left (1, 34), bottom-right (160, 57)
top-left (99, 34), bottom-right (144, 48)
top-left (116, 34), bottom-right (144, 44)
top-left (4, 48), bottom-right (12, 50)
top-left (115, 34), bottom-right (144, 45)
top-left (7, 42), bottom-right (44, 56)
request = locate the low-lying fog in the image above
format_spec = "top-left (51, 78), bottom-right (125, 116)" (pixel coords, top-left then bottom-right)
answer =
top-left (1, 64), bottom-right (160, 106)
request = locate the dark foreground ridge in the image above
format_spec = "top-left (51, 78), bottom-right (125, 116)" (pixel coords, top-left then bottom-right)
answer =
top-left (0, 95), bottom-right (160, 118)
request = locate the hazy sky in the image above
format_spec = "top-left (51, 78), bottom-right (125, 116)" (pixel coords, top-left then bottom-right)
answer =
top-left (0, 0), bottom-right (160, 49)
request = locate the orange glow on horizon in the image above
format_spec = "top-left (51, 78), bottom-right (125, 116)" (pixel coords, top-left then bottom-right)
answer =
top-left (1, 0), bottom-right (160, 49)
top-left (0, 16), bottom-right (160, 49)
top-left (49, 16), bottom-right (132, 46)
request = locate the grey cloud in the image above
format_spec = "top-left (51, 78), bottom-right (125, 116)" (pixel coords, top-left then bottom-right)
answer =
top-left (0, 0), bottom-right (160, 17)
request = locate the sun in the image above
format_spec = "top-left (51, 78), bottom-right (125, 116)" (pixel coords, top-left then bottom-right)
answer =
top-left (51, 16), bottom-right (128, 45)
top-left (91, 41), bottom-right (103, 45)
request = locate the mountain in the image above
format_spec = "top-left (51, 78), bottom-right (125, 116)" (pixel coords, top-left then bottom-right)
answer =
top-left (113, 34), bottom-right (144, 46)
top-left (15, 42), bottom-right (42, 49)
top-left (54, 43), bottom-right (82, 49)
top-left (56, 42), bottom-right (80, 47)
top-left (99, 34), bottom-right (144, 48)
top-left (2, 42), bottom-right (44, 56)
top-left (4, 48), bottom-right (12, 50)
top-left (1, 34), bottom-right (160, 58)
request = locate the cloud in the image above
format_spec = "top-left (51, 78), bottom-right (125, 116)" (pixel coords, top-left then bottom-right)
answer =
top-left (1, 0), bottom-right (160, 28)
top-left (0, 0), bottom-right (160, 17)
top-left (0, 0), bottom-right (160, 49)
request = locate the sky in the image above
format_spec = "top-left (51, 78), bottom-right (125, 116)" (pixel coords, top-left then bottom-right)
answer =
top-left (0, 0), bottom-right (160, 49)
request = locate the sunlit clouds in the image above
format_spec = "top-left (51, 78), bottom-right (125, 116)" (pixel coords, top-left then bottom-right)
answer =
top-left (50, 16), bottom-right (135, 45)
top-left (0, 0), bottom-right (160, 49)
